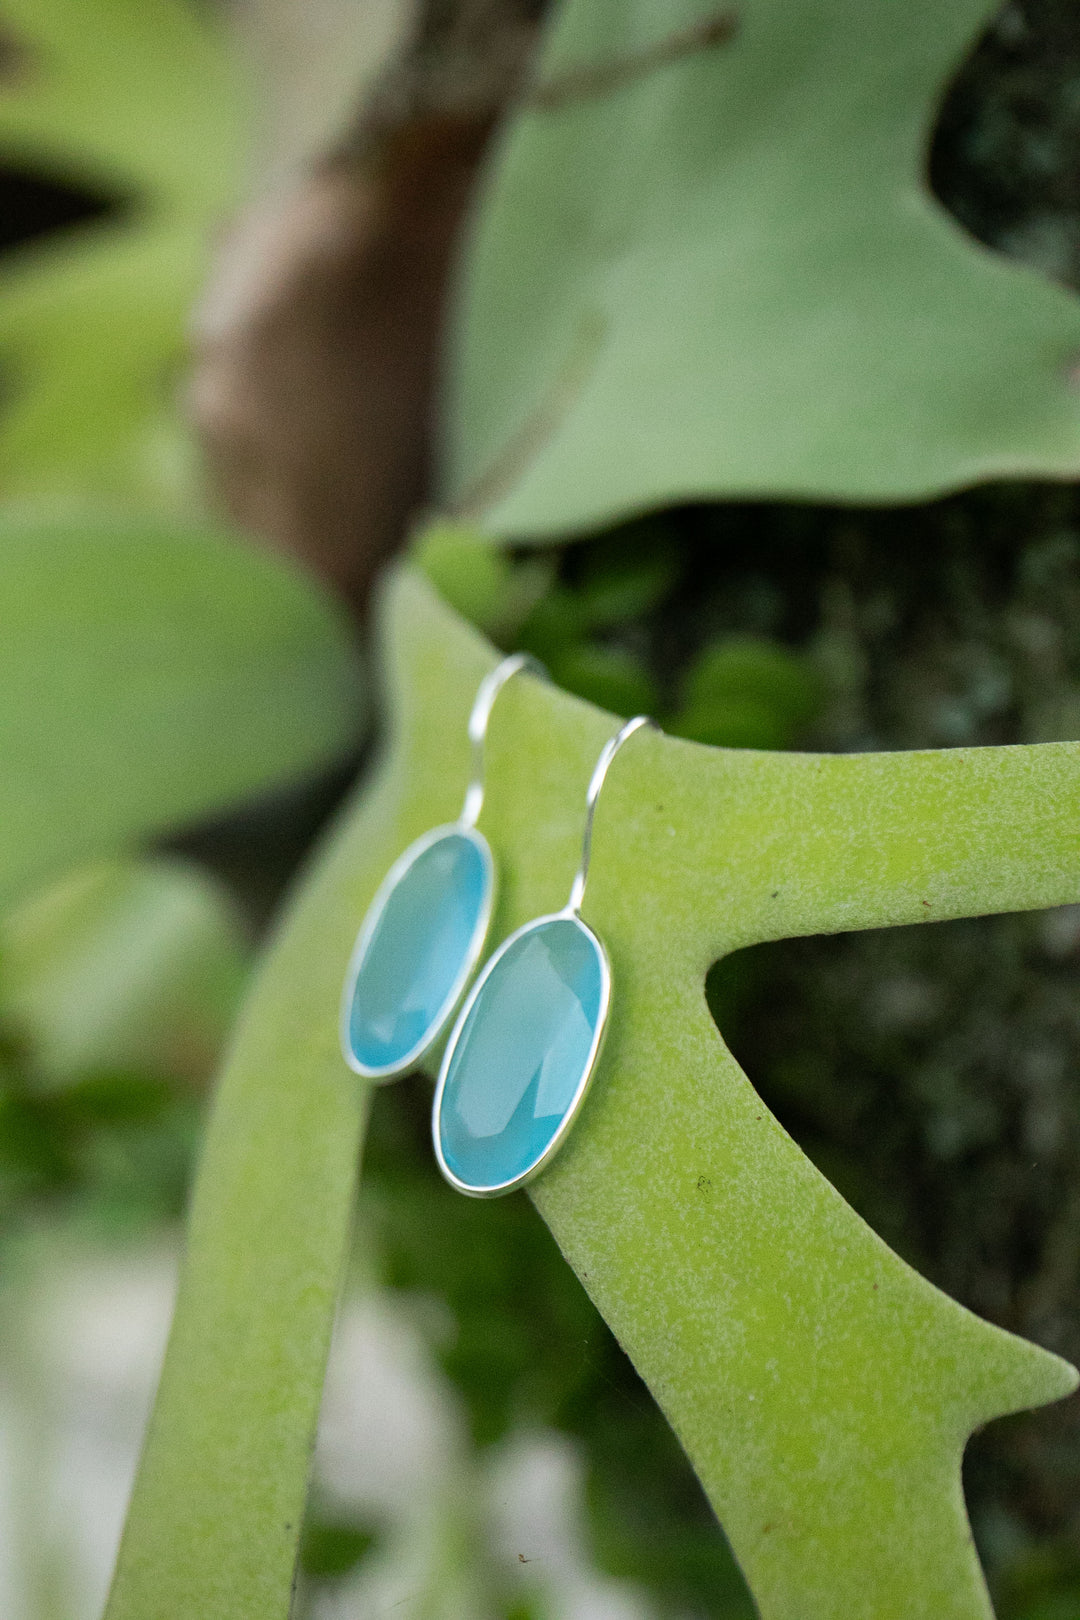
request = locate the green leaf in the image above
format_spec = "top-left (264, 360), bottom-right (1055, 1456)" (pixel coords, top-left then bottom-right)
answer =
top-left (0, 1091), bottom-right (75, 1194)
top-left (516, 584), bottom-right (592, 664)
top-left (446, 0), bottom-right (1080, 537)
top-left (106, 754), bottom-right (380, 1620)
top-left (551, 642), bottom-right (659, 716)
top-left (682, 636), bottom-right (822, 724)
top-left (571, 521), bottom-right (681, 627)
top-left (0, 0), bottom-right (245, 500)
top-left (416, 522), bottom-right (557, 645)
top-left (997, 1542), bottom-right (1080, 1620)
top-left (671, 634), bottom-right (824, 748)
top-left (415, 520), bottom-right (518, 633)
top-left (110, 564), bottom-right (1079, 1620)
top-left (0, 0), bottom-right (242, 211)
top-left (0, 856), bottom-right (249, 1089)
top-left (0, 228), bottom-right (206, 502)
top-left (671, 694), bottom-right (792, 750)
top-left (299, 1520), bottom-right (376, 1581)
top-left (0, 511), bottom-right (362, 905)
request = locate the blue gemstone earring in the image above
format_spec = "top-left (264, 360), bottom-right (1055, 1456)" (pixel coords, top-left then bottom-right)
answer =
top-left (432, 713), bottom-right (655, 1196)
top-left (340, 653), bottom-right (544, 1081)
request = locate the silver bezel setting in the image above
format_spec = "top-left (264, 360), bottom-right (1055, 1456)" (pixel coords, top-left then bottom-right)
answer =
top-left (340, 822), bottom-right (495, 1083)
top-left (431, 908), bottom-right (612, 1198)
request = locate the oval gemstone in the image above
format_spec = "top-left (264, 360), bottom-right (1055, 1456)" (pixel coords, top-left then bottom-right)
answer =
top-left (344, 827), bottom-right (492, 1077)
top-left (435, 915), bottom-right (608, 1193)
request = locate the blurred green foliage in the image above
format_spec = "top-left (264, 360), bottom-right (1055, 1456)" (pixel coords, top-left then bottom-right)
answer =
top-left (0, 511), bottom-right (364, 907)
top-left (299, 1520), bottom-right (377, 1582)
top-left (415, 523), bottom-right (556, 647)
top-left (0, 855), bottom-right (248, 1233)
top-left (418, 516), bottom-right (826, 748)
top-left (670, 636), bottom-right (824, 750)
top-left (0, 858), bottom-right (247, 1089)
top-left (996, 1540), bottom-right (1080, 1620)
top-left (0, 0), bottom-right (244, 503)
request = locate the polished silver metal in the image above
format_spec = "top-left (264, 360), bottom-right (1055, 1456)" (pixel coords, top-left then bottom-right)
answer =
top-left (461, 652), bottom-right (546, 828)
top-left (567, 714), bottom-right (656, 914)
top-left (431, 909), bottom-right (611, 1197)
top-left (340, 652), bottom-right (545, 1083)
top-left (433, 712), bottom-right (655, 1196)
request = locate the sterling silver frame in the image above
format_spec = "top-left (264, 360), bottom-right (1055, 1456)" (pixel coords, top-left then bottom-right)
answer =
top-left (339, 821), bottom-right (495, 1082)
top-left (431, 712), bottom-right (652, 1198)
top-left (431, 905), bottom-right (612, 1198)
top-left (339, 652), bottom-right (544, 1084)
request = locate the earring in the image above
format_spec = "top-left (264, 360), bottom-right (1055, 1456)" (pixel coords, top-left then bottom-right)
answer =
top-left (340, 653), bottom-right (544, 1081)
top-left (432, 714), bottom-right (655, 1196)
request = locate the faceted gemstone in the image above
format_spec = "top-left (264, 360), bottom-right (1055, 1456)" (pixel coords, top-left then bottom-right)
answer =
top-left (436, 915), bottom-right (608, 1192)
top-left (345, 827), bottom-right (491, 1076)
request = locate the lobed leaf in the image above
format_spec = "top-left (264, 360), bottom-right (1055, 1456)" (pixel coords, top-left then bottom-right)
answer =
top-left (446, 0), bottom-right (1080, 537)
top-left (110, 563), bottom-right (1079, 1620)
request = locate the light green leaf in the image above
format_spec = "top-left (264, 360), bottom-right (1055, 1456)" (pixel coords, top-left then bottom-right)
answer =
top-left (671, 634), bottom-right (824, 749)
top-left (0, 511), bottom-right (362, 905)
top-left (0, 0), bottom-right (241, 218)
top-left (551, 641), bottom-right (659, 717)
top-left (0, 0), bottom-right (245, 500)
top-left (0, 228), bottom-right (205, 502)
top-left (0, 856), bottom-right (249, 1090)
top-left (415, 520), bottom-right (557, 645)
top-left (105, 757), bottom-right (382, 1620)
top-left (110, 564), bottom-right (1079, 1620)
top-left (415, 520), bottom-right (523, 638)
top-left (571, 520), bottom-right (681, 627)
top-left (445, 0), bottom-right (1080, 537)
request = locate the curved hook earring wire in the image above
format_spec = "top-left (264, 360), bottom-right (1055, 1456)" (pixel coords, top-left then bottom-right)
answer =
top-left (568, 714), bottom-right (656, 914)
top-left (461, 653), bottom-right (547, 827)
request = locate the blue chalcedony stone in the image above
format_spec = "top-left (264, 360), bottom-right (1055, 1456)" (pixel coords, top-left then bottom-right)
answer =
top-left (344, 827), bottom-right (491, 1076)
top-left (436, 915), bottom-right (607, 1192)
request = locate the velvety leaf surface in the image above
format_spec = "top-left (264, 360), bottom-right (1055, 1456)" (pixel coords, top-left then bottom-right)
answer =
top-left (111, 564), bottom-right (1079, 1620)
top-left (0, 0), bottom-right (244, 500)
top-left (0, 513), bottom-right (362, 905)
top-left (445, 0), bottom-right (1080, 537)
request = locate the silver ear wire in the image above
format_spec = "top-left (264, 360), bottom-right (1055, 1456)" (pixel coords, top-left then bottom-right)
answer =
top-left (460, 653), bottom-right (547, 828)
top-left (568, 715), bottom-right (656, 914)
